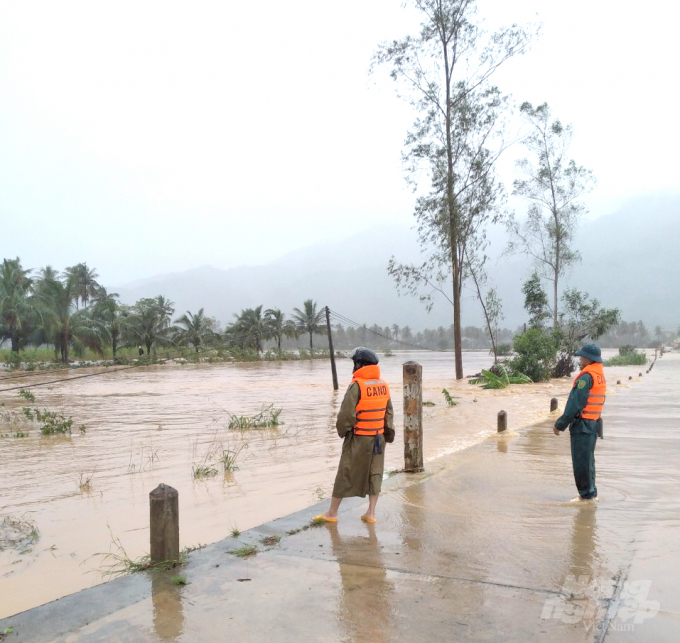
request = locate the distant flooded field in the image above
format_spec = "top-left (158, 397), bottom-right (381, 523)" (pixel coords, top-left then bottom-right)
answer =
top-left (0, 349), bottom-right (651, 618)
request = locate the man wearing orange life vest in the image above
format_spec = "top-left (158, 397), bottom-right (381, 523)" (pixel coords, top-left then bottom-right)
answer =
top-left (315, 347), bottom-right (395, 524)
top-left (553, 343), bottom-right (606, 501)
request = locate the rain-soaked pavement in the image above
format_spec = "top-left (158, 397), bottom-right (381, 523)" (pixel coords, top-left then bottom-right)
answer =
top-left (1, 353), bottom-right (678, 642)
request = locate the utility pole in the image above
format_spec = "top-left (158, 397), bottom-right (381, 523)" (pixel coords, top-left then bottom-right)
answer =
top-left (325, 306), bottom-right (339, 391)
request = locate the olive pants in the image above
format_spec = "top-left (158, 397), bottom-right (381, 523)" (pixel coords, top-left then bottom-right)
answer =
top-left (570, 431), bottom-right (598, 499)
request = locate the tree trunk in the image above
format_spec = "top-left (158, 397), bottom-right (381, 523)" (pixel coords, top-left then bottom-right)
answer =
top-left (452, 269), bottom-right (463, 379)
top-left (11, 330), bottom-right (19, 353)
top-left (277, 335), bottom-right (281, 351)
top-left (309, 332), bottom-right (313, 352)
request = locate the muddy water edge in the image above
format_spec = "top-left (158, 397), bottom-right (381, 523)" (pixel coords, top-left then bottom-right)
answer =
top-left (0, 349), bottom-right (652, 618)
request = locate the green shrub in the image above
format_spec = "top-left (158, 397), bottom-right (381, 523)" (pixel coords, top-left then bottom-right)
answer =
top-left (604, 350), bottom-right (647, 366)
top-left (509, 329), bottom-right (557, 383)
top-left (496, 343), bottom-right (513, 356)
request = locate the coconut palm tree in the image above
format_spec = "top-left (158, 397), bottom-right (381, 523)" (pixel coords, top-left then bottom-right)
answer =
top-left (126, 297), bottom-right (175, 356)
top-left (35, 277), bottom-right (104, 363)
top-left (227, 306), bottom-right (270, 354)
top-left (92, 287), bottom-right (126, 358)
top-left (264, 308), bottom-right (297, 351)
top-left (291, 299), bottom-right (325, 351)
top-left (173, 308), bottom-right (216, 353)
top-left (65, 263), bottom-right (100, 309)
top-left (0, 258), bottom-right (34, 353)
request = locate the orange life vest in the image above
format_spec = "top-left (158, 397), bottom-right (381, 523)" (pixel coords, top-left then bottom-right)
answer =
top-left (352, 364), bottom-right (390, 436)
top-left (573, 362), bottom-right (607, 421)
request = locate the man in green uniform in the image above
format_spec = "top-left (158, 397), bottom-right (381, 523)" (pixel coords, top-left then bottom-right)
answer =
top-left (553, 343), bottom-right (606, 501)
top-left (315, 347), bottom-right (395, 523)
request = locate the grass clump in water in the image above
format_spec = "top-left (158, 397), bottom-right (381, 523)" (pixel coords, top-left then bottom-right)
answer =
top-left (192, 464), bottom-right (218, 479)
top-left (423, 400), bottom-right (436, 407)
top-left (18, 389), bottom-right (36, 403)
top-left (78, 472), bottom-right (95, 493)
top-left (221, 444), bottom-right (247, 472)
top-left (442, 388), bottom-right (459, 406)
top-left (228, 404), bottom-right (282, 430)
top-left (0, 514), bottom-right (40, 553)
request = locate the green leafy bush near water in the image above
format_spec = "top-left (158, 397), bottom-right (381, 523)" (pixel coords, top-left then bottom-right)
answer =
top-left (604, 346), bottom-right (647, 366)
top-left (509, 329), bottom-right (558, 383)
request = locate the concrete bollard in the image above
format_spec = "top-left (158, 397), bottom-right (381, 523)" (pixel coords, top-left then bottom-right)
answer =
top-left (403, 361), bottom-right (424, 472)
top-left (150, 483), bottom-right (179, 563)
top-left (617, 380), bottom-right (621, 385)
top-left (550, 398), bottom-right (558, 412)
top-left (497, 410), bottom-right (507, 433)
top-left (629, 376), bottom-right (633, 380)
top-left (639, 372), bottom-right (643, 377)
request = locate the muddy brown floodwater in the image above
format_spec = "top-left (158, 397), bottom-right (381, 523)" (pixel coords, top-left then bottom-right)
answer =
top-left (0, 349), bottom-right (650, 619)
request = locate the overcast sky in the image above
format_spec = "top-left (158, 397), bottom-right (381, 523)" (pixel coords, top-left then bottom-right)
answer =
top-left (1, 0), bottom-right (678, 286)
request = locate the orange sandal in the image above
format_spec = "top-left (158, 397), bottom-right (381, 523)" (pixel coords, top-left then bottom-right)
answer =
top-left (312, 514), bottom-right (338, 523)
top-left (361, 514), bottom-right (377, 524)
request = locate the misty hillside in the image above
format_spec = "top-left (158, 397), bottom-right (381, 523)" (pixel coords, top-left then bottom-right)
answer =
top-left (115, 195), bottom-right (680, 331)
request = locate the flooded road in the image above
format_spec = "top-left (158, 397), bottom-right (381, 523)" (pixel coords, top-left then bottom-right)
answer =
top-left (0, 349), bottom-right (654, 619)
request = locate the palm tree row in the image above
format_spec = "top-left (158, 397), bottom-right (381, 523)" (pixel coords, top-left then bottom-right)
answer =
top-left (0, 258), bottom-right (327, 363)
top-left (225, 299), bottom-right (326, 354)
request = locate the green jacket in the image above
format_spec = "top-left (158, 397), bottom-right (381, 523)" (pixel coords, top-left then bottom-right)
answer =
top-left (555, 372), bottom-right (599, 435)
top-left (336, 382), bottom-right (395, 442)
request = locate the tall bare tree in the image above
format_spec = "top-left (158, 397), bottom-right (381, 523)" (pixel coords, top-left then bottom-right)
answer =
top-left (507, 102), bottom-right (596, 328)
top-left (374, 0), bottom-right (533, 379)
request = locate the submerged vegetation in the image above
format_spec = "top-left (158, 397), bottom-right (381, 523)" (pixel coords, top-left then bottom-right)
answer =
top-left (0, 514), bottom-right (40, 553)
top-left (441, 389), bottom-right (458, 406)
top-left (604, 345), bottom-right (648, 367)
top-left (469, 364), bottom-right (532, 389)
top-left (228, 404), bottom-right (282, 430)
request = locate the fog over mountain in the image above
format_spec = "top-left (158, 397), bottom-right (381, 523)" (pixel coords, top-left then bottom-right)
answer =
top-left (116, 195), bottom-right (680, 332)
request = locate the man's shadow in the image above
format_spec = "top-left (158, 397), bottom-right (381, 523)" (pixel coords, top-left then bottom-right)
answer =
top-left (327, 522), bottom-right (394, 643)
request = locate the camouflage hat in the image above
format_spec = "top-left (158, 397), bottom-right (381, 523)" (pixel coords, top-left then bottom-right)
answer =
top-left (575, 343), bottom-right (602, 363)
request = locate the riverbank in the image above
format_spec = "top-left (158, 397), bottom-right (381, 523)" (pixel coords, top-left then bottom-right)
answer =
top-left (0, 350), bottom-right (658, 619)
top-left (1, 353), bottom-right (677, 641)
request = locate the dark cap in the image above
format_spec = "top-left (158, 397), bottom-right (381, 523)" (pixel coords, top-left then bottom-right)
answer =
top-left (350, 346), bottom-right (379, 366)
top-left (575, 343), bottom-right (602, 363)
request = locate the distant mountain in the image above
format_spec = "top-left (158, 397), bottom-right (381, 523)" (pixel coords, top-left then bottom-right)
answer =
top-left (115, 194), bottom-right (680, 331)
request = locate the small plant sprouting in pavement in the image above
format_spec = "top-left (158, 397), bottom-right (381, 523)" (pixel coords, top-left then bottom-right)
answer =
top-left (95, 527), bottom-right (205, 578)
top-left (442, 388), bottom-right (459, 406)
top-left (230, 526), bottom-right (241, 538)
top-left (260, 535), bottom-right (281, 547)
top-left (230, 545), bottom-right (258, 558)
top-left (228, 404), bottom-right (282, 430)
top-left (171, 574), bottom-right (188, 586)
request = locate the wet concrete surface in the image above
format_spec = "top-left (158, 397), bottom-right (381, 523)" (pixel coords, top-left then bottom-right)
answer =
top-left (1, 354), bottom-right (678, 641)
